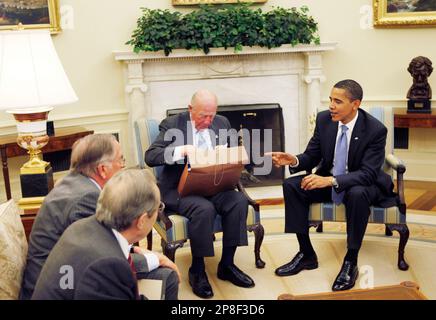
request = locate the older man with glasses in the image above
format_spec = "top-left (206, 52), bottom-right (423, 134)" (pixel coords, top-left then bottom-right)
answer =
top-left (32, 169), bottom-right (180, 300)
top-left (21, 134), bottom-right (126, 300)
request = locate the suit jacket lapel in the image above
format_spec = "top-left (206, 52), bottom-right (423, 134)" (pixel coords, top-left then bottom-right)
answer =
top-left (180, 112), bottom-right (191, 146)
top-left (209, 121), bottom-right (220, 148)
top-left (348, 110), bottom-right (365, 170)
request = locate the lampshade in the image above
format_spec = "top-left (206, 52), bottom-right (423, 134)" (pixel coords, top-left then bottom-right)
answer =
top-left (0, 29), bottom-right (78, 206)
top-left (0, 29), bottom-right (78, 111)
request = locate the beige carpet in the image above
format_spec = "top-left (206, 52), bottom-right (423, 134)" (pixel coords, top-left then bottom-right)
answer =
top-left (154, 233), bottom-right (436, 300)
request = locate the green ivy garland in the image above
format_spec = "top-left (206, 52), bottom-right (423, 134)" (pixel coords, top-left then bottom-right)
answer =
top-left (126, 4), bottom-right (320, 56)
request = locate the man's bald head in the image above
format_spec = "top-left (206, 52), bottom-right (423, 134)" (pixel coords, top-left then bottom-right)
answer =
top-left (189, 89), bottom-right (218, 130)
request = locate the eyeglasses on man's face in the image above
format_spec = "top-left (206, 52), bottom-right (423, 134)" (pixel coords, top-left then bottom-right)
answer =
top-left (117, 155), bottom-right (126, 167)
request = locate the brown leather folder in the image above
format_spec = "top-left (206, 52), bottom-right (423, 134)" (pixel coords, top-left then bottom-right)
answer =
top-left (177, 146), bottom-right (248, 197)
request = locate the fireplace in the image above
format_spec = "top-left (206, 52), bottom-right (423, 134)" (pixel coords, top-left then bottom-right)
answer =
top-left (114, 43), bottom-right (336, 175)
top-left (167, 103), bottom-right (285, 187)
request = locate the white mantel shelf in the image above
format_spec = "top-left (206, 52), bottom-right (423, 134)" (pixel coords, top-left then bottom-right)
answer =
top-left (113, 42), bottom-right (337, 61)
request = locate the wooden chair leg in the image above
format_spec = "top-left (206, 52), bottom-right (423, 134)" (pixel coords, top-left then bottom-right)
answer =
top-left (161, 238), bottom-right (185, 263)
top-left (386, 224), bottom-right (410, 271)
top-left (309, 221), bottom-right (323, 233)
top-left (385, 224), bottom-right (393, 236)
top-left (248, 223), bottom-right (266, 269)
top-left (316, 222), bottom-right (323, 233)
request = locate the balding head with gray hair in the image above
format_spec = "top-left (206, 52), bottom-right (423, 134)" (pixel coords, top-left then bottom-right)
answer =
top-left (70, 134), bottom-right (118, 177)
top-left (95, 169), bottom-right (160, 232)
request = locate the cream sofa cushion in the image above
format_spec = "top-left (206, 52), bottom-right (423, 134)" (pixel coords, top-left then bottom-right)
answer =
top-left (0, 200), bottom-right (28, 299)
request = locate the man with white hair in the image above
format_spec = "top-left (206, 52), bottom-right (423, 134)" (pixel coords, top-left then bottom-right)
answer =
top-left (32, 169), bottom-right (180, 300)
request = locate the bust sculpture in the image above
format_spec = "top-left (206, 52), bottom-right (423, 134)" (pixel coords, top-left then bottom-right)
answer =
top-left (407, 56), bottom-right (433, 113)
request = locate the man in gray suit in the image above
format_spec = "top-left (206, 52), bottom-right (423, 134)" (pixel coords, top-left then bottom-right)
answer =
top-left (20, 134), bottom-right (125, 300)
top-left (32, 169), bottom-right (180, 300)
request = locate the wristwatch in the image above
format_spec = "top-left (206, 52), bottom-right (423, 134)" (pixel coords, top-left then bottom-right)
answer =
top-left (331, 177), bottom-right (339, 189)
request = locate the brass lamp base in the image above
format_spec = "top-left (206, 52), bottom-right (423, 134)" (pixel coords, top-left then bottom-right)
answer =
top-left (20, 153), bottom-right (51, 174)
top-left (6, 106), bottom-right (55, 202)
top-left (18, 196), bottom-right (46, 210)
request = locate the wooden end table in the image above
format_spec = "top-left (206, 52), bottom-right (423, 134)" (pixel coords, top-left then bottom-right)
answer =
top-left (0, 126), bottom-right (94, 200)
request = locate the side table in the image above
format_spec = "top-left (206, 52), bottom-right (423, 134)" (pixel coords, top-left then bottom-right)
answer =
top-left (394, 108), bottom-right (436, 149)
top-left (0, 126), bottom-right (93, 200)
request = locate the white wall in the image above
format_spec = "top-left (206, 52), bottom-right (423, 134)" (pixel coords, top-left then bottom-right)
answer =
top-left (1, 0), bottom-right (436, 201)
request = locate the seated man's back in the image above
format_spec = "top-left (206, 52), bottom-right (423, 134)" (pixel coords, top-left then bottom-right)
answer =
top-left (20, 172), bottom-right (100, 299)
top-left (32, 215), bottom-right (137, 300)
top-left (32, 169), bottom-right (180, 300)
top-left (20, 133), bottom-right (124, 299)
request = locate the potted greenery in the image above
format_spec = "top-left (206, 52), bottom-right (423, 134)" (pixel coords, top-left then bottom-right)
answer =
top-left (126, 4), bottom-right (320, 56)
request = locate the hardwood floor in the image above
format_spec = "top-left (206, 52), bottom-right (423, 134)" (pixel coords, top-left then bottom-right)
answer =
top-left (405, 180), bottom-right (436, 212)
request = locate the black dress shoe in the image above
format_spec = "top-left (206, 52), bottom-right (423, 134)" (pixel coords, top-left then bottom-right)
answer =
top-left (275, 252), bottom-right (318, 277)
top-left (217, 263), bottom-right (255, 288)
top-left (332, 260), bottom-right (359, 291)
top-left (189, 270), bottom-right (214, 299)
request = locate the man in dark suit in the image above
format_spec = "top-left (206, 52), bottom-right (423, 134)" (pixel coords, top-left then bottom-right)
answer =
top-left (20, 134), bottom-right (125, 300)
top-left (269, 79), bottom-right (395, 291)
top-left (145, 89), bottom-right (254, 299)
top-left (32, 169), bottom-right (180, 300)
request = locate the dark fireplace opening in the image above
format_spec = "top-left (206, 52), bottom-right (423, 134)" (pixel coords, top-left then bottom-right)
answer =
top-left (167, 103), bottom-right (285, 187)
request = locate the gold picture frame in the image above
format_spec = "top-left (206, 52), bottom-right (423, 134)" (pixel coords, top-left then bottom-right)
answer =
top-left (173, 0), bottom-right (267, 5)
top-left (374, 0), bottom-right (436, 27)
top-left (0, 0), bottom-right (61, 33)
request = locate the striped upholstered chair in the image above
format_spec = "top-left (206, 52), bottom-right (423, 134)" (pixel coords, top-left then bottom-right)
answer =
top-left (134, 118), bottom-right (265, 268)
top-left (308, 107), bottom-right (409, 271)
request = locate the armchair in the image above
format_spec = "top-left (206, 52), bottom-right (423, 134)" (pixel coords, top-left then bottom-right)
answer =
top-left (134, 118), bottom-right (265, 268)
top-left (307, 107), bottom-right (409, 270)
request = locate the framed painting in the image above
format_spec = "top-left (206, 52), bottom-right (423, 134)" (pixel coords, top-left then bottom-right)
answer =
top-left (0, 0), bottom-right (61, 33)
top-left (374, 0), bottom-right (436, 27)
top-left (173, 0), bottom-right (267, 5)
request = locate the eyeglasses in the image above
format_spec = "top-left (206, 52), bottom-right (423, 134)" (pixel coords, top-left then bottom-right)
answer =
top-left (100, 154), bottom-right (125, 167)
top-left (117, 155), bottom-right (126, 166)
top-left (158, 201), bottom-right (165, 214)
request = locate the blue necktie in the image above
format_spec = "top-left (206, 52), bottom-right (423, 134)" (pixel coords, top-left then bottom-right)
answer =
top-left (197, 131), bottom-right (210, 150)
top-left (332, 125), bottom-right (349, 205)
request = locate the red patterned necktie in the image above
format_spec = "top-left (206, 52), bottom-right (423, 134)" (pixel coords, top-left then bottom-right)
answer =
top-left (128, 254), bottom-right (136, 273)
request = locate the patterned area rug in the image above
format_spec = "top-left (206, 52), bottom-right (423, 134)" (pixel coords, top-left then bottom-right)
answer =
top-left (147, 234), bottom-right (436, 300)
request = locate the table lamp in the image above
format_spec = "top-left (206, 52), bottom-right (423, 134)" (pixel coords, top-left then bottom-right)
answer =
top-left (0, 29), bottom-right (78, 208)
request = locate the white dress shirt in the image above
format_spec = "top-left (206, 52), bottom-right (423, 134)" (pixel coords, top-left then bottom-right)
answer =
top-left (111, 229), bottom-right (159, 271)
top-left (88, 177), bottom-right (102, 191)
top-left (173, 114), bottom-right (213, 161)
top-left (332, 111), bottom-right (359, 173)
